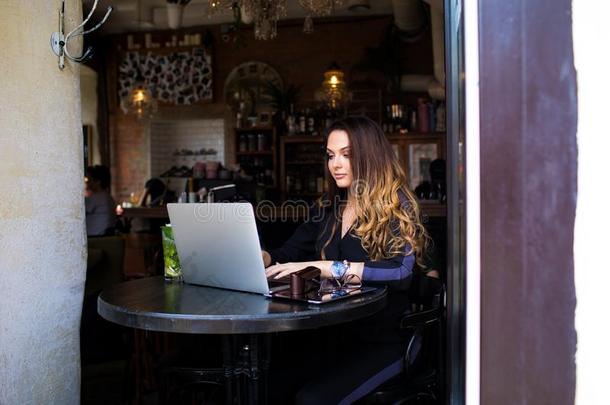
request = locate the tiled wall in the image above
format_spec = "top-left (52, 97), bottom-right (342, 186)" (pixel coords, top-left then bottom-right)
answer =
top-left (150, 119), bottom-right (225, 177)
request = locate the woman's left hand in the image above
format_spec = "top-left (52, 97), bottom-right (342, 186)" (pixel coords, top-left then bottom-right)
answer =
top-left (265, 261), bottom-right (325, 280)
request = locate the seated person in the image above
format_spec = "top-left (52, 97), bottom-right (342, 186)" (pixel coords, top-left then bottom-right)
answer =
top-left (262, 116), bottom-right (429, 404)
top-left (85, 165), bottom-right (116, 236)
top-left (138, 177), bottom-right (170, 207)
top-left (128, 177), bottom-right (173, 234)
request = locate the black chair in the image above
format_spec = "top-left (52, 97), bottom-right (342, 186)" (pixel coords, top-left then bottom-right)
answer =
top-left (362, 272), bottom-right (445, 404)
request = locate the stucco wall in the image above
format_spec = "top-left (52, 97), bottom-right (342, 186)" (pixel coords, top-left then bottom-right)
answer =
top-left (0, 1), bottom-right (86, 404)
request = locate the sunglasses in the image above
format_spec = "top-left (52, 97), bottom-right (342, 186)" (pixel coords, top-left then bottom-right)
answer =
top-left (316, 273), bottom-right (362, 295)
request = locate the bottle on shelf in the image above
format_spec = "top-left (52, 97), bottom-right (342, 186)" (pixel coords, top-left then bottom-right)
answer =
top-left (187, 177), bottom-right (197, 202)
top-left (409, 109), bottom-right (417, 132)
top-left (287, 104), bottom-right (297, 135)
top-left (435, 102), bottom-right (446, 132)
top-left (427, 101), bottom-right (436, 133)
top-left (286, 171), bottom-right (293, 192)
top-left (307, 108), bottom-right (316, 134)
top-left (247, 133), bottom-right (255, 151)
top-left (308, 172), bottom-right (316, 193)
top-left (325, 109), bottom-right (333, 130)
top-left (417, 98), bottom-right (430, 133)
top-left (257, 133), bottom-right (266, 151)
top-left (316, 176), bottom-right (324, 193)
top-left (239, 134), bottom-right (247, 152)
top-left (299, 110), bottom-right (306, 134)
top-left (383, 105), bottom-right (392, 133)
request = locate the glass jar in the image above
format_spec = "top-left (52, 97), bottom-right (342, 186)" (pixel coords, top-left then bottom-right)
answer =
top-left (257, 133), bottom-right (266, 151)
top-left (239, 134), bottom-right (247, 152)
top-left (247, 134), bottom-right (257, 151)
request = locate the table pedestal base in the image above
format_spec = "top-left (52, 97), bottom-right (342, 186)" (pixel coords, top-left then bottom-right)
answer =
top-left (223, 334), bottom-right (271, 405)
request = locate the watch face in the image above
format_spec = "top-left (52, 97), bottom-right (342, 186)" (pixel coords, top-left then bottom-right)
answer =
top-left (224, 61), bottom-right (283, 115)
top-left (331, 261), bottom-right (348, 278)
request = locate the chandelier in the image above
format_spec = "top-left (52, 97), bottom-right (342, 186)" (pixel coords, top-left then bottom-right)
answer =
top-left (207, 0), bottom-right (234, 16)
top-left (206, 0), bottom-right (343, 39)
top-left (298, 0), bottom-right (342, 16)
top-left (317, 62), bottom-right (351, 110)
top-left (299, 0), bottom-right (342, 33)
top-left (241, 0), bottom-right (287, 40)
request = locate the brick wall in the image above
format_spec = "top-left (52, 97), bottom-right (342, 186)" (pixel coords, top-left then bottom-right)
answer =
top-left (110, 112), bottom-right (149, 202)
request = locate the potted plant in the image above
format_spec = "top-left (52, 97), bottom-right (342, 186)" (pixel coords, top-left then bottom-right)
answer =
top-left (266, 82), bottom-right (301, 134)
top-left (166, 0), bottom-right (191, 29)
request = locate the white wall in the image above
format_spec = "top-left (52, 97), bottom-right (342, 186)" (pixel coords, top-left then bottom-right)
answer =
top-left (0, 1), bottom-right (86, 403)
top-left (150, 119), bottom-right (225, 176)
top-left (573, 2), bottom-right (610, 404)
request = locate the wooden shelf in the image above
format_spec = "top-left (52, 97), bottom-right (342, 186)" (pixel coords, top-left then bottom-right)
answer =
top-left (236, 151), bottom-right (274, 156)
top-left (418, 202), bottom-right (447, 218)
top-left (235, 126), bottom-right (274, 132)
top-left (284, 192), bottom-right (323, 197)
top-left (281, 135), bottom-right (325, 143)
top-left (234, 127), bottom-right (278, 192)
top-left (285, 161), bottom-right (323, 165)
top-left (387, 132), bottom-right (446, 141)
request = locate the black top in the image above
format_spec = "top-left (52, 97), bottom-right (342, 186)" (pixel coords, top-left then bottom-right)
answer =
top-left (268, 193), bottom-right (415, 287)
top-left (268, 193), bottom-right (416, 338)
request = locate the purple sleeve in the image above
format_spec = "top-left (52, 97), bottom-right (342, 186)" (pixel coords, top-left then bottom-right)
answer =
top-left (362, 251), bottom-right (415, 281)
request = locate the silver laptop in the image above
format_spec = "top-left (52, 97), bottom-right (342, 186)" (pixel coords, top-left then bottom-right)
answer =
top-left (167, 202), bottom-right (277, 294)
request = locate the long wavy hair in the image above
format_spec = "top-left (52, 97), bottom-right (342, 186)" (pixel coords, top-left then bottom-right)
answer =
top-left (319, 116), bottom-right (428, 264)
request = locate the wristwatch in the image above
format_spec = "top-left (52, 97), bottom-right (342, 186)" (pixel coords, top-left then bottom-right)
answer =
top-left (330, 260), bottom-right (350, 279)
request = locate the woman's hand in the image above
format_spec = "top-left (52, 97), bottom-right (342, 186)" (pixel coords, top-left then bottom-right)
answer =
top-left (265, 261), bottom-right (332, 280)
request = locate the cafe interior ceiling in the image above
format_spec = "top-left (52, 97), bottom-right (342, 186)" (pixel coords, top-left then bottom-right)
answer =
top-left (84, 0), bottom-right (394, 34)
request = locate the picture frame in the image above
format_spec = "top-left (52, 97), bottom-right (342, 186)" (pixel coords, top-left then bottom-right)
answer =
top-left (118, 46), bottom-right (213, 106)
top-left (408, 142), bottom-right (438, 189)
top-left (83, 125), bottom-right (94, 169)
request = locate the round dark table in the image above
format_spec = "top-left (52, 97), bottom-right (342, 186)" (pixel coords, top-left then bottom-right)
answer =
top-left (98, 276), bottom-right (387, 403)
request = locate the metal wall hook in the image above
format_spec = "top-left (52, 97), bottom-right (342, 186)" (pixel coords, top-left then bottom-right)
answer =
top-left (50, 0), bottom-right (112, 70)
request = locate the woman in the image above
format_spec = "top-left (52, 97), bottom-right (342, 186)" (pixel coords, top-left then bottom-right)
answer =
top-left (262, 116), bottom-right (428, 404)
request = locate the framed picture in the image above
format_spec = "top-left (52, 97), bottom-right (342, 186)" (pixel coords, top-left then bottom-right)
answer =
top-left (118, 47), bottom-right (213, 106)
top-left (391, 143), bottom-right (400, 160)
top-left (83, 125), bottom-right (94, 169)
top-left (408, 142), bottom-right (438, 189)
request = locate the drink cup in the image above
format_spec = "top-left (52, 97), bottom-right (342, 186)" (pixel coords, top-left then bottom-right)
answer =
top-left (161, 225), bottom-right (183, 282)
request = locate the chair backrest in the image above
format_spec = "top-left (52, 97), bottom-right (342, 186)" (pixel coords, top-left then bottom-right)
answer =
top-left (85, 236), bottom-right (125, 297)
top-left (122, 233), bottom-right (163, 279)
top-left (401, 272), bottom-right (445, 380)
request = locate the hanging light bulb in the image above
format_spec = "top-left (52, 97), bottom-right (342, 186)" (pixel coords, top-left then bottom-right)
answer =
top-left (318, 62), bottom-right (351, 110)
top-left (129, 84), bottom-right (154, 118)
top-left (121, 59), bottom-right (157, 119)
top-left (121, 0), bottom-right (157, 119)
